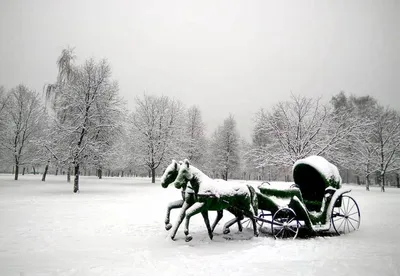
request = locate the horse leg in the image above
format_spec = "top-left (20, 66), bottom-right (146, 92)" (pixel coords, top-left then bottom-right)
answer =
top-left (184, 202), bottom-right (206, 242)
top-left (211, 210), bottom-right (223, 232)
top-left (165, 199), bottom-right (184, 230)
top-left (248, 207), bottom-right (259, 237)
top-left (169, 201), bottom-right (191, 240)
top-left (201, 211), bottom-right (213, 240)
top-left (222, 212), bottom-right (243, 234)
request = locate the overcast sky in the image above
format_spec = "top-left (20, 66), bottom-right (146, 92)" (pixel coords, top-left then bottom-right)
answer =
top-left (1, 0), bottom-right (399, 140)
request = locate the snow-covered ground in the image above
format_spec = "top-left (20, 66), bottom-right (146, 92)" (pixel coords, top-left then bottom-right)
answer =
top-left (0, 174), bottom-right (399, 276)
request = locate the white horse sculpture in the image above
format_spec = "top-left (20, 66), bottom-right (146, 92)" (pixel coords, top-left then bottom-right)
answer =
top-left (171, 159), bottom-right (259, 242)
top-left (161, 160), bottom-right (243, 240)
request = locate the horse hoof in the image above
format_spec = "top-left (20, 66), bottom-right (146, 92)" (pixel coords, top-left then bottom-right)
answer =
top-left (185, 235), bottom-right (193, 242)
top-left (170, 235), bottom-right (176, 241)
top-left (165, 223), bottom-right (172, 231)
top-left (223, 229), bottom-right (230, 235)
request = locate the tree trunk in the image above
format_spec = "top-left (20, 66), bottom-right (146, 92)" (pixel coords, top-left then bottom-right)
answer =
top-left (42, 161), bottom-right (49, 181)
top-left (121, 171), bottom-right (124, 177)
top-left (22, 167), bottom-right (25, 175)
top-left (151, 168), bottom-right (156, 183)
top-left (381, 173), bottom-right (385, 192)
top-left (33, 166), bottom-right (36, 175)
top-left (55, 167), bottom-right (59, 176)
top-left (14, 163), bottom-right (19, 180)
top-left (67, 167), bottom-right (71, 182)
top-left (97, 168), bottom-right (102, 179)
top-left (397, 173), bottom-right (400, 188)
top-left (73, 164), bottom-right (80, 193)
top-left (356, 176), bottom-right (360, 185)
top-left (366, 174), bottom-right (370, 191)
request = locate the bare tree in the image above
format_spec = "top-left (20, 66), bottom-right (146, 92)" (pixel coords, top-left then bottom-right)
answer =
top-left (129, 94), bottom-right (184, 183)
top-left (252, 94), bottom-right (360, 167)
top-left (0, 85), bottom-right (44, 180)
top-left (49, 57), bottom-right (122, 192)
top-left (211, 114), bottom-right (240, 180)
top-left (44, 46), bottom-right (76, 112)
top-left (181, 105), bottom-right (206, 166)
top-left (373, 107), bottom-right (400, 192)
top-left (331, 92), bottom-right (380, 190)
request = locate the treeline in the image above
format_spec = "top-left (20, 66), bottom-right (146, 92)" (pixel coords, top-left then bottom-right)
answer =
top-left (0, 48), bottom-right (399, 192)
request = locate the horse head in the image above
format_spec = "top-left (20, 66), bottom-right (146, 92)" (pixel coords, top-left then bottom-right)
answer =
top-left (160, 160), bottom-right (180, 188)
top-left (173, 159), bottom-right (194, 189)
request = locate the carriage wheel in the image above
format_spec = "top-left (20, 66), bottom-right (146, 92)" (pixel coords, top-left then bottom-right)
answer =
top-left (331, 195), bottom-right (360, 235)
top-left (271, 208), bottom-right (300, 239)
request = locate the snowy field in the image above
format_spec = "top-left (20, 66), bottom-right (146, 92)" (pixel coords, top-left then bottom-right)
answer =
top-left (0, 174), bottom-right (399, 276)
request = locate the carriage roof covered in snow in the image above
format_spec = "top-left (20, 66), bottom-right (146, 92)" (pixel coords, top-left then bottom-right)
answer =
top-left (292, 156), bottom-right (342, 211)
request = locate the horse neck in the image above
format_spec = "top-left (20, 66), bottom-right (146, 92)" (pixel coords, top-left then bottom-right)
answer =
top-left (188, 166), bottom-right (210, 191)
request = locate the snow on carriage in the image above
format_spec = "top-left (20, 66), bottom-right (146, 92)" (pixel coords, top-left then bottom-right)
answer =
top-left (244, 155), bottom-right (361, 239)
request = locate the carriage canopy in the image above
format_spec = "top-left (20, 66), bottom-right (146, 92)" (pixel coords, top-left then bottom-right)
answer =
top-left (292, 156), bottom-right (342, 211)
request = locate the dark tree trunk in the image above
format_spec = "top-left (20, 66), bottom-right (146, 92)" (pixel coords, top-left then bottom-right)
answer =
top-left (33, 166), bottom-right (36, 175)
top-left (366, 174), bottom-right (370, 191)
top-left (55, 167), bottom-right (59, 176)
top-left (381, 174), bottom-right (385, 192)
top-left (14, 164), bottom-right (19, 180)
top-left (148, 170), bottom-right (151, 178)
top-left (22, 167), bottom-right (25, 175)
top-left (356, 176), bottom-right (360, 185)
top-left (67, 167), bottom-right (71, 182)
top-left (42, 161), bottom-right (49, 181)
top-left (97, 168), bottom-right (102, 179)
top-left (151, 168), bottom-right (156, 183)
top-left (397, 173), bottom-right (400, 188)
top-left (73, 164), bottom-right (80, 193)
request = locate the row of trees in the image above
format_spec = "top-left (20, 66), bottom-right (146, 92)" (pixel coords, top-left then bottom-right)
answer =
top-left (248, 93), bottom-right (400, 192)
top-left (0, 48), bottom-right (399, 192)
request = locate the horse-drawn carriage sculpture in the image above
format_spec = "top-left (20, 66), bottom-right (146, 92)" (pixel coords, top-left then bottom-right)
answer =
top-left (161, 155), bottom-right (360, 241)
top-left (243, 155), bottom-right (361, 239)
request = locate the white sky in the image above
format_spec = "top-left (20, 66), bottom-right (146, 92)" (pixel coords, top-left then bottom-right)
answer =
top-left (0, 0), bottom-right (399, 140)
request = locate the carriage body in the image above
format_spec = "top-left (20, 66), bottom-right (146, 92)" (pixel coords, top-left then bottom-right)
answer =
top-left (253, 156), bottom-right (360, 239)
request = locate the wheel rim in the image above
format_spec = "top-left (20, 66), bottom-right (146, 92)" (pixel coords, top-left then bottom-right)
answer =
top-left (272, 208), bottom-right (299, 239)
top-left (331, 195), bottom-right (360, 235)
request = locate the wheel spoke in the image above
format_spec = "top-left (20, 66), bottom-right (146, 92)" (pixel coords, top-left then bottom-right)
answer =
top-left (348, 216), bottom-right (359, 223)
top-left (348, 211), bottom-right (359, 217)
top-left (347, 218), bottom-right (356, 231)
top-left (337, 217), bottom-right (345, 232)
top-left (276, 227), bottom-right (284, 237)
top-left (288, 226), bottom-right (297, 234)
top-left (347, 203), bottom-right (355, 215)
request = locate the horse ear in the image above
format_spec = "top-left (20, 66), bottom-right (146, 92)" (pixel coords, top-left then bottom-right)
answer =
top-left (184, 159), bottom-right (190, 168)
top-left (172, 159), bottom-right (176, 164)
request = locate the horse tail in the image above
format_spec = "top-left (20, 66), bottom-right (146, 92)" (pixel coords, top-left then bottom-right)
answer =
top-left (247, 185), bottom-right (258, 216)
